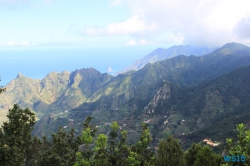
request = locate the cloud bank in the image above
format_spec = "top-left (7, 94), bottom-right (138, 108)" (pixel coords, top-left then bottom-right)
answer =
top-left (1, 0), bottom-right (250, 48)
top-left (80, 0), bottom-right (250, 47)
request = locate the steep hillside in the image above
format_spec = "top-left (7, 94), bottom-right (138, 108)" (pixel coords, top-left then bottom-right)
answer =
top-left (0, 72), bottom-right (70, 123)
top-left (32, 43), bottom-right (250, 145)
top-left (70, 65), bottom-right (250, 148)
top-left (44, 68), bottom-right (113, 115)
top-left (2, 42), bottom-right (250, 148)
top-left (0, 68), bottom-right (112, 123)
top-left (77, 42), bottom-right (250, 114)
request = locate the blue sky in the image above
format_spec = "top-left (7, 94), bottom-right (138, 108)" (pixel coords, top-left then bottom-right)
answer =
top-left (0, 46), bottom-right (156, 85)
top-left (1, 0), bottom-right (250, 85)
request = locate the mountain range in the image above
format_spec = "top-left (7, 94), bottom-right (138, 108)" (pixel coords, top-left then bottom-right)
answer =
top-left (1, 42), bottom-right (250, 150)
top-left (117, 45), bottom-right (216, 74)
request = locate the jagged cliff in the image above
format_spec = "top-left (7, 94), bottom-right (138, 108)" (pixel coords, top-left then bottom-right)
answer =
top-left (144, 82), bottom-right (171, 114)
top-left (0, 68), bottom-right (112, 123)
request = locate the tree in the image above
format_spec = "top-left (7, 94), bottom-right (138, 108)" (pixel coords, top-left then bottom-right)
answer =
top-left (75, 119), bottom-right (130, 166)
top-left (36, 128), bottom-right (82, 166)
top-left (156, 135), bottom-right (185, 166)
top-left (222, 123), bottom-right (250, 166)
top-left (132, 122), bottom-right (155, 165)
top-left (0, 86), bottom-right (5, 94)
top-left (93, 134), bottom-right (108, 165)
top-left (184, 143), bottom-right (202, 166)
top-left (126, 151), bottom-right (141, 166)
top-left (185, 143), bottom-right (222, 166)
top-left (106, 121), bottom-right (130, 166)
top-left (74, 116), bottom-right (97, 166)
top-left (25, 136), bottom-right (43, 166)
top-left (116, 130), bottom-right (130, 165)
top-left (107, 121), bottom-right (120, 165)
top-left (74, 118), bottom-right (155, 166)
top-left (0, 104), bottom-right (36, 166)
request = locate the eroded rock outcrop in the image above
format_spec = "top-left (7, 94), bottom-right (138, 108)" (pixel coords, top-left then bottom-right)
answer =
top-left (144, 82), bottom-right (171, 114)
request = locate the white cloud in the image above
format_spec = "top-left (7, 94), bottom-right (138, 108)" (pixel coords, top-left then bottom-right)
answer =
top-left (80, 15), bottom-right (157, 36)
top-left (125, 39), bottom-right (150, 46)
top-left (84, 27), bottom-right (105, 36)
top-left (43, 0), bottom-right (52, 5)
top-left (1, 41), bottom-right (37, 47)
top-left (0, 0), bottom-right (31, 7)
top-left (33, 0), bottom-right (53, 8)
top-left (0, 0), bottom-right (52, 8)
top-left (123, 0), bottom-right (250, 46)
top-left (0, 0), bottom-right (53, 10)
top-left (126, 39), bottom-right (137, 46)
top-left (204, 0), bottom-right (250, 32)
top-left (109, 0), bottom-right (122, 6)
top-left (106, 15), bottom-right (156, 35)
top-left (234, 15), bottom-right (250, 39)
top-left (80, 0), bottom-right (250, 47)
top-left (2, 0), bottom-right (250, 47)
top-left (166, 33), bottom-right (185, 45)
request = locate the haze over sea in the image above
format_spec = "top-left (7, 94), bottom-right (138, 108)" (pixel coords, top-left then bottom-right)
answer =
top-left (0, 46), bottom-right (157, 86)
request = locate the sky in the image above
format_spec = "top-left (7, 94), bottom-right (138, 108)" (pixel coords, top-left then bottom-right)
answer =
top-left (1, 0), bottom-right (250, 85)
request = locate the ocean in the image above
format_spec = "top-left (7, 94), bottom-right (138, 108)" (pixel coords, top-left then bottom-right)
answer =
top-left (0, 46), bottom-right (156, 86)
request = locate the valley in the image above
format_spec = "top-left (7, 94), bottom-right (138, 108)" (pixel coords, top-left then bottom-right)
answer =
top-left (2, 1), bottom-right (250, 164)
top-left (1, 42), bottom-right (250, 151)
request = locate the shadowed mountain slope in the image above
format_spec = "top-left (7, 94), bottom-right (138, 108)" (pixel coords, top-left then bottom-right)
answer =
top-left (1, 42), bottom-right (250, 148)
top-left (118, 45), bottom-right (216, 74)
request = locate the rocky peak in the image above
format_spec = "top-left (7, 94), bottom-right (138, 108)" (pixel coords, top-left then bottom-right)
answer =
top-left (69, 67), bottom-right (102, 85)
top-left (16, 73), bottom-right (24, 78)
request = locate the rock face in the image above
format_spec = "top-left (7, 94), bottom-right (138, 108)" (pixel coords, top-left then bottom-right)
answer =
top-left (144, 82), bottom-right (171, 114)
top-left (2, 71), bottom-right (70, 105)
top-left (0, 68), bottom-right (113, 124)
top-left (16, 73), bottom-right (24, 78)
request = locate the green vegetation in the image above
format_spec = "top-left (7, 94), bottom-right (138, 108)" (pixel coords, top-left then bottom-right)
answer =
top-left (1, 102), bottom-right (250, 165)
top-left (1, 43), bottom-right (250, 143)
top-left (222, 123), bottom-right (250, 166)
top-left (2, 43), bottom-right (250, 165)
top-left (0, 104), bottom-right (35, 166)
top-left (185, 143), bottom-right (222, 166)
top-left (156, 135), bottom-right (186, 166)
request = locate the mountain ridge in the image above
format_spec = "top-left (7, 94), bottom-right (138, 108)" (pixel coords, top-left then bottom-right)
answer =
top-left (117, 45), bottom-right (216, 75)
top-left (1, 42), bottom-right (250, 150)
top-left (0, 68), bottom-right (113, 123)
